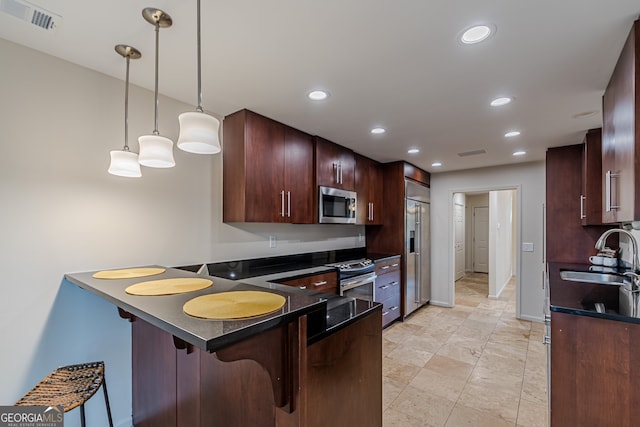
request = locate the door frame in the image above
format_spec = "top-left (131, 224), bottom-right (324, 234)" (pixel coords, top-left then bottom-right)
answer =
top-left (447, 185), bottom-right (522, 319)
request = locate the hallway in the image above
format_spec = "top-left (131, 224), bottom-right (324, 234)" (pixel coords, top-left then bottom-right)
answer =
top-left (382, 273), bottom-right (547, 426)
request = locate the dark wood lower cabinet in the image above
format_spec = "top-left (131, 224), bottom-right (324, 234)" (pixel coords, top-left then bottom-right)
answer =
top-left (551, 311), bottom-right (640, 427)
top-left (132, 310), bottom-right (381, 426)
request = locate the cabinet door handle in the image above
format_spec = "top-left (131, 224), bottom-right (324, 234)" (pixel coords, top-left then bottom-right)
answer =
top-left (298, 285), bottom-right (307, 290)
top-left (313, 280), bottom-right (328, 287)
top-left (390, 306), bottom-right (399, 311)
top-left (339, 162), bottom-right (343, 184)
top-left (605, 170), bottom-right (620, 211)
top-left (287, 191), bottom-right (291, 218)
top-left (334, 162), bottom-right (339, 184)
top-left (379, 285), bottom-right (390, 290)
top-left (580, 195), bottom-right (586, 219)
top-left (389, 281), bottom-right (399, 286)
top-left (382, 310), bottom-right (390, 316)
top-left (391, 263), bottom-right (399, 267)
top-left (371, 203), bottom-right (374, 221)
top-left (381, 265), bottom-right (390, 270)
top-left (280, 191), bottom-right (285, 217)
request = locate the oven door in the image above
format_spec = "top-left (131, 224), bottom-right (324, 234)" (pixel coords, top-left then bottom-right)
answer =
top-left (339, 272), bottom-right (376, 302)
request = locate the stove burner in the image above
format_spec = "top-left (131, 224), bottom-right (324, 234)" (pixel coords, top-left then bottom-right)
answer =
top-left (333, 259), bottom-right (373, 271)
top-left (326, 259), bottom-right (374, 278)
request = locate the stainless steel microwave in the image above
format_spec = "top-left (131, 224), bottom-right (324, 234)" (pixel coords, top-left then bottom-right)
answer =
top-left (318, 186), bottom-right (357, 224)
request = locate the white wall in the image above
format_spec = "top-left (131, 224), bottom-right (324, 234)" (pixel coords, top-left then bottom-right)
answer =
top-left (430, 162), bottom-right (546, 322)
top-left (0, 39), bottom-right (362, 426)
top-left (488, 190), bottom-right (514, 298)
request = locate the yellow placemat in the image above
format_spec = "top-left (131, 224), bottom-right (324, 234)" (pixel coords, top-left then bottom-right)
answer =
top-left (125, 278), bottom-right (213, 296)
top-left (92, 267), bottom-right (166, 279)
top-left (183, 291), bottom-right (286, 319)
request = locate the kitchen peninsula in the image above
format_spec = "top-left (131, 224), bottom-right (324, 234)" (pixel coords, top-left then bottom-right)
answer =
top-left (65, 264), bottom-right (382, 426)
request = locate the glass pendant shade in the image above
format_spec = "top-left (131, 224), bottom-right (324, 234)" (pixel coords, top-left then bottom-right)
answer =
top-left (138, 134), bottom-right (175, 168)
top-left (109, 150), bottom-right (142, 177)
top-left (177, 111), bottom-right (221, 154)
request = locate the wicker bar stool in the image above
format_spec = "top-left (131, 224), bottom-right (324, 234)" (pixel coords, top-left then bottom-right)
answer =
top-left (15, 361), bottom-right (113, 427)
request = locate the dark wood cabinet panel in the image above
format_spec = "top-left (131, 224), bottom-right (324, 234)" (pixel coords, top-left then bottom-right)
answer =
top-left (581, 128), bottom-right (603, 225)
top-left (601, 19), bottom-right (640, 223)
top-left (306, 310), bottom-right (382, 427)
top-left (277, 271), bottom-right (338, 294)
top-left (315, 136), bottom-right (355, 190)
top-left (223, 109), bottom-right (314, 223)
top-left (355, 154), bottom-right (383, 225)
top-left (546, 144), bottom-right (612, 263)
top-left (550, 311), bottom-right (640, 427)
top-left (131, 310), bottom-right (382, 426)
top-left (284, 126), bottom-right (314, 223)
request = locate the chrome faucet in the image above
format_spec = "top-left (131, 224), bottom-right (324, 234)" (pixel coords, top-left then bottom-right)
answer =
top-left (595, 228), bottom-right (639, 272)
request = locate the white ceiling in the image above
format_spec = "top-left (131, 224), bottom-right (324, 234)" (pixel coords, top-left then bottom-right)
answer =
top-left (1, 0), bottom-right (639, 173)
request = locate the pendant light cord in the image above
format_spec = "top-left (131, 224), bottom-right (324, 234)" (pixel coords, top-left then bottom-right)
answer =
top-left (196, 0), bottom-right (203, 113)
top-left (153, 21), bottom-right (160, 135)
top-left (124, 55), bottom-right (131, 151)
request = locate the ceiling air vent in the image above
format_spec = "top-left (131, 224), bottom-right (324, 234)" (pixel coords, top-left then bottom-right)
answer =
top-left (0, 0), bottom-right (61, 32)
top-left (457, 149), bottom-right (487, 157)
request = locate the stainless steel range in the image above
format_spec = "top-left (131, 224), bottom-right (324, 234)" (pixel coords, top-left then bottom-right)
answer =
top-left (327, 259), bottom-right (376, 302)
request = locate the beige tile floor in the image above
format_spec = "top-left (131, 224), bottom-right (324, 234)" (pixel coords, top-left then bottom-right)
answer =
top-left (382, 273), bottom-right (548, 427)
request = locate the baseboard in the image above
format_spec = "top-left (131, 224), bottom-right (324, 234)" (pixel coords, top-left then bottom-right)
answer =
top-left (519, 313), bottom-right (544, 323)
top-left (429, 300), bottom-right (453, 308)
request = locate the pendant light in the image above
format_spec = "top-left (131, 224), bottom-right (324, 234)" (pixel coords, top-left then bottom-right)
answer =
top-left (109, 45), bottom-right (142, 178)
top-left (177, 0), bottom-right (221, 154)
top-left (138, 8), bottom-right (175, 168)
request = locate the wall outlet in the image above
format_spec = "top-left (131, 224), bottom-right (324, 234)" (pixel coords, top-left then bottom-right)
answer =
top-left (522, 242), bottom-right (534, 252)
top-left (269, 235), bottom-right (276, 248)
top-left (358, 233), bottom-right (364, 243)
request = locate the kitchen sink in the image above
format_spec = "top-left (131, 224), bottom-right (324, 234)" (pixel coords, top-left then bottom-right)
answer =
top-left (559, 270), bottom-right (630, 286)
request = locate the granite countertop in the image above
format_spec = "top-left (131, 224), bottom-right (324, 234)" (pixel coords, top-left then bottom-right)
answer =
top-left (66, 261), bottom-right (381, 352)
top-left (548, 261), bottom-right (640, 325)
top-left (65, 266), bottom-right (327, 352)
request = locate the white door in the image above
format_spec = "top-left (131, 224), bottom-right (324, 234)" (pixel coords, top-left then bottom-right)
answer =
top-left (473, 206), bottom-right (489, 273)
top-left (454, 203), bottom-right (465, 280)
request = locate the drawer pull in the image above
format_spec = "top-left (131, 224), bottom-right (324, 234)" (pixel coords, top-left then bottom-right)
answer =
top-left (381, 265), bottom-right (390, 270)
top-left (389, 281), bottom-right (399, 286)
top-left (392, 263), bottom-right (399, 267)
top-left (382, 311), bottom-right (390, 316)
top-left (298, 286), bottom-right (307, 290)
top-left (379, 285), bottom-right (390, 290)
top-left (390, 306), bottom-right (399, 311)
top-left (313, 281), bottom-right (328, 287)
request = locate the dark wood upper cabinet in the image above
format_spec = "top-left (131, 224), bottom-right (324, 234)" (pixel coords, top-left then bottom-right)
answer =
top-left (546, 144), bottom-right (613, 263)
top-left (601, 19), bottom-right (640, 224)
top-left (284, 126), bottom-right (315, 223)
top-left (315, 137), bottom-right (355, 190)
top-left (581, 128), bottom-right (603, 225)
top-left (223, 109), bottom-right (314, 223)
top-left (355, 154), bottom-right (383, 225)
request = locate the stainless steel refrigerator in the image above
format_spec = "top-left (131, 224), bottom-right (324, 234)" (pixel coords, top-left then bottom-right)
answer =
top-left (405, 180), bottom-right (430, 317)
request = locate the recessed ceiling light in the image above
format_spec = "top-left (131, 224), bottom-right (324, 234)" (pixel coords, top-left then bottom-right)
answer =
top-left (490, 97), bottom-right (513, 107)
top-left (308, 90), bottom-right (329, 101)
top-left (513, 150), bottom-right (526, 156)
top-left (504, 131), bottom-right (521, 138)
top-left (460, 25), bottom-right (493, 44)
top-left (408, 148), bottom-right (420, 154)
top-left (432, 162), bottom-right (442, 167)
top-left (371, 127), bottom-right (386, 134)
